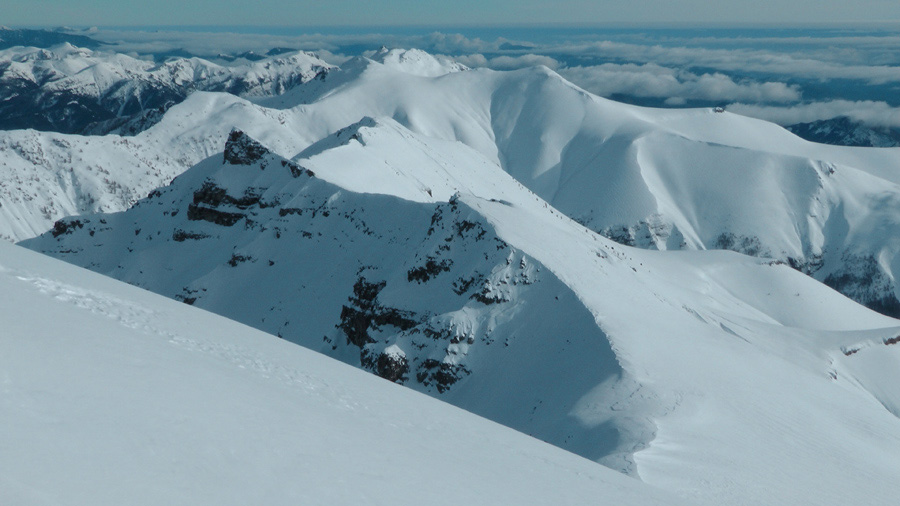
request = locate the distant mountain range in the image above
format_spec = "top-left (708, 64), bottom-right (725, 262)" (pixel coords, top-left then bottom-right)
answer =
top-left (0, 26), bottom-right (104, 50)
top-left (0, 42), bottom-right (332, 135)
top-left (787, 116), bottom-right (900, 147)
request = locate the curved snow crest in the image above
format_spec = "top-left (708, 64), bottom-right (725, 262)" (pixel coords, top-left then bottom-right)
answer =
top-left (367, 47), bottom-right (469, 77)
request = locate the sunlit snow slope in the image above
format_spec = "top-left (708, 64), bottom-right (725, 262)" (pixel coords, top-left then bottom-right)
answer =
top-left (24, 123), bottom-right (900, 506)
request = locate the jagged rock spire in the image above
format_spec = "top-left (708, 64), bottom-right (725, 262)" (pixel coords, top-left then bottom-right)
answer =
top-left (223, 129), bottom-right (271, 166)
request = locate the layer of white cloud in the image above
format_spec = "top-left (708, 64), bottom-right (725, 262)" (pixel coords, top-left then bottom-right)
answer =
top-left (76, 27), bottom-right (900, 132)
top-left (559, 63), bottom-right (801, 104)
top-left (727, 100), bottom-right (900, 128)
top-left (454, 53), bottom-right (560, 70)
top-left (547, 40), bottom-right (900, 84)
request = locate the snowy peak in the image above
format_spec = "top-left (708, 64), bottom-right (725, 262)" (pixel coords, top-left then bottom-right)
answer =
top-left (367, 47), bottom-right (468, 77)
top-left (295, 116), bottom-right (539, 206)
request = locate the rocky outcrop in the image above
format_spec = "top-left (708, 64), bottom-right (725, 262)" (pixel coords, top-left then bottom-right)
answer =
top-left (223, 130), bottom-right (271, 166)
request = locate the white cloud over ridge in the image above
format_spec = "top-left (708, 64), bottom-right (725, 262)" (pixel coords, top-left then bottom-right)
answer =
top-left (454, 53), bottom-right (561, 70)
top-left (727, 100), bottom-right (900, 128)
top-left (546, 40), bottom-right (900, 85)
top-left (81, 27), bottom-right (900, 131)
top-left (559, 63), bottom-right (801, 104)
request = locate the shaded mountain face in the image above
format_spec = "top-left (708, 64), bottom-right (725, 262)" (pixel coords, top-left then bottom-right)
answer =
top-left (787, 116), bottom-right (900, 148)
top-left (0, 44), bottom-right (333, 135)
top-left (23, 125), bottom-right (900, 506)
top-left (23, 125), bottom-right (646, 472)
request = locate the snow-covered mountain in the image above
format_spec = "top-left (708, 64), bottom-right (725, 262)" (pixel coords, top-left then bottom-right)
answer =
top-left (0, 43), bottom-right (333, 134)
top-left (787, 116), bottom-right (900, 148)
top-left (1, 240), bottom-right (694, 506)
top-left (7, 46), bottom-right (900, 316)
top-left (23, 122), bottom-right (900, 506)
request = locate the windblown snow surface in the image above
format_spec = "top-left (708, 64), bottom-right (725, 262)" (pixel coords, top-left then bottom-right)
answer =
top-left (23, 115), bottom-right (900, 506)
top-left (0, 241), bottom-right (694, 506)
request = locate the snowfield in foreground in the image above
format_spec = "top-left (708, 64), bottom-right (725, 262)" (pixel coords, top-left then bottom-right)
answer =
top-left (0, 241), bottom-right (689, 506)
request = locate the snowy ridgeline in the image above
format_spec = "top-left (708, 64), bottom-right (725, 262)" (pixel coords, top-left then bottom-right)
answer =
top-left (0, 241), bottom-right (693, 506)
top-left (3, 46), bottom-right (900, 317)
top-left (0, 43), bottom-right (333, 134)
top-left (21, 115), bottom-right (900, 506)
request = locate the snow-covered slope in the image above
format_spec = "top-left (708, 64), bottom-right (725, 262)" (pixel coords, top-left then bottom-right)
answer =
top-left (0, 240), bottom-right (695, 506)
top-left (0, 130), bottom-right (185, 242)
top-left (23, 125), bottom-right (900, 506)
top-left (152, 52), bottom-right (900, 316)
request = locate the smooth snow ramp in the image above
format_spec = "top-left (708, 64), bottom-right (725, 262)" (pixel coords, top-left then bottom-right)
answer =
top-left (0, 241), bottom-right (692, 506)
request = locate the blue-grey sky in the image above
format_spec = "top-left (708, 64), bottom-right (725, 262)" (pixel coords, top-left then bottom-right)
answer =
top-left (5, 0), bottom-right (900, 26)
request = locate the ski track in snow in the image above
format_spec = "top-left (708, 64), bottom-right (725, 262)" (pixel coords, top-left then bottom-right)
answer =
top-left (6, 266), bottom-right (351, 407)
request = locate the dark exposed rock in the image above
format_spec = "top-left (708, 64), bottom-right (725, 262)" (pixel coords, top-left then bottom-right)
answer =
top-left (340, 305), bottom-right (376, 347)
top-left (601, 225), bottom-right (636, 247)
top-left (786, 254), bottom-right (824, 276)
top-left (376, 349), bottom-right (409, 383)
top-left (452, 276), bottom-right (479, 295)
top-left (714, 232), bottom-right (768, 258)
top-left (824, 254), bottom-right (900, 318)
top-left (471, 281), bottom-right (508, 305)
top-left (417, 359), bottom-right (470, 393)
top-left (172, 229), bottom-right (210, 242)
top-left (337, 277), bottom-right (419, 348)
top-left (407, 257), bottom-right (453, 283)
top-left (282, 159), bottom-right (313, 178)
top-left (51, 219), bottom-right (84, 237)
top-left (227, 253), bottom-right (253, 267)
top-left (223, 129), bottom-right (271, 165)
top-left (186, 203), bottom-right (245, 226)
top-left (454, 219), bottom-right (486, 240)
top-left (192, 181), bottom-right (263, 210)
top-left (338, 278), bottom-right (387, 347)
